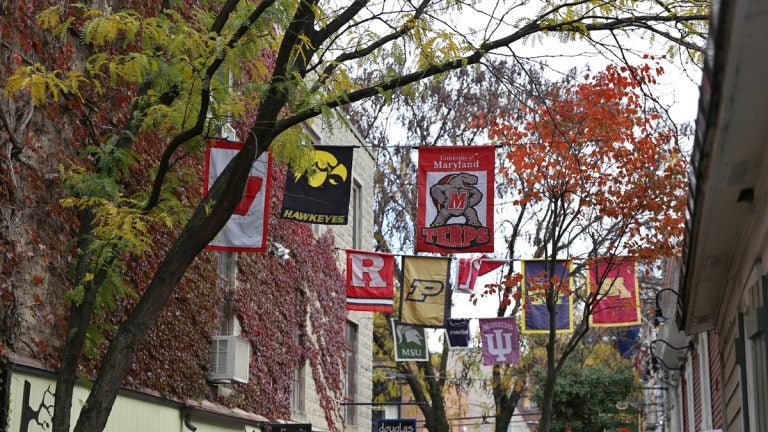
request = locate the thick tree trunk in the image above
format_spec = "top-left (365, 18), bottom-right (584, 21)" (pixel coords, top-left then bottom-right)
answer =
top-left (70, 128), bottom-right (264, 432)
top-left (492, 378), bottom-right (520, 432)
top-left (52, 212), bottom-right (114, 432)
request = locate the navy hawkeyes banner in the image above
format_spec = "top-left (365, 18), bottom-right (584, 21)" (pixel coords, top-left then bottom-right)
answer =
top-left (281, 145), bottom-right (354, 225)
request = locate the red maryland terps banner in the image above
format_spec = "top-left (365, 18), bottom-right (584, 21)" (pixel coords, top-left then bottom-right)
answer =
top-left (345, 249), bottom-right (395, 312)
top-left (416, 146), bottom-right (495, 253)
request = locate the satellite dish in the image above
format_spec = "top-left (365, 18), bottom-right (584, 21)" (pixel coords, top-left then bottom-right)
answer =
top-left (615, 400), bottom-right (629, 410)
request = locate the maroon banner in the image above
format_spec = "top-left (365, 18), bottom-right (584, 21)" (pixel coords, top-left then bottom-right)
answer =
top-left (588, 256), bottom-right (641, 327)
top-left (345, 249), bottom-right (395, 312)
top-left (416, 146), bottom-right (495, 253)
top-left (479, 317), bottom-right (519, 366)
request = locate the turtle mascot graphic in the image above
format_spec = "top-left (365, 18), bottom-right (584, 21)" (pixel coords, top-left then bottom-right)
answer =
top-left (429, 172), bottom-right (483, 226)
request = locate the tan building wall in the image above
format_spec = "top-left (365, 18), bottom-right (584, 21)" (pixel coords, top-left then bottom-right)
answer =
top-left (291, 115), bottom-right (376, 432)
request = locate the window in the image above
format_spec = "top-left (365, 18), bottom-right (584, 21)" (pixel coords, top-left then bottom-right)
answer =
top-left (743, 276), bottom-right (768, 431)
top-left (291, 329), bottom-right (306, 414)
top-left (290, 363), bottom-right (305, 414)
top-left (351, 180), bottom-right (363, 249)
top-left (344, 320), bottom-right (358, 425)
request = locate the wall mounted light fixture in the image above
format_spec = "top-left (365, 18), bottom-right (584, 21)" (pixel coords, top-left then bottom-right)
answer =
top-left (269, 241), bottom-right (291, 261)
top-left (654, 288), bottom-right (681, 327)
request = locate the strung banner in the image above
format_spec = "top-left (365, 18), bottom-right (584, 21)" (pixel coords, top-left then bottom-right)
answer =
top-left (416, 146), bottom-right (495, 253)
top-left (456, 254), bottom-right (506, 294)
top-left (345, 249), bottom-right (395, 312)
top-left (391, 319), bottom-right (429, 362)
top-left (281, 145), bottom-right (354, 225)
top-left (479, 317), bottom-right (520, 365)
top-left (588, 256), bottom-right (641, 327)
top-left (399, 256), bottom-right (451, 327)
top-left (615, 325), bottom-right (641, 359)
top-left (520, 260), bottom-right (574, 333)
top-left (205, 139), bottom-right (272, 252)
top-left (445, 318), bottom-right (471, 348)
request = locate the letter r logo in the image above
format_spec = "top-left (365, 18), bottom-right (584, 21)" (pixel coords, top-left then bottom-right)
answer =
top-left (406, 279), bottom-right (444, 302)
top-left (351, 254), bottom-right (386, 287)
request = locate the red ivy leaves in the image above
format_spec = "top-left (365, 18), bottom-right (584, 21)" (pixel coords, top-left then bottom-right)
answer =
top-left (228, 166), bottom-right (346, 430)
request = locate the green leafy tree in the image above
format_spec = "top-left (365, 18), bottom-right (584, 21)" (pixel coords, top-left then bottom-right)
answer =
top-left (1, 1), bottom-right (707, 432)
top-left (530, 343), bottom-right (636, 432)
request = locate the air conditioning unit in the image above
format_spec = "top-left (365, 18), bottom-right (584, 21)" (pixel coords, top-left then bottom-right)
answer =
top-left (209, 335), bottom-right (250, 383)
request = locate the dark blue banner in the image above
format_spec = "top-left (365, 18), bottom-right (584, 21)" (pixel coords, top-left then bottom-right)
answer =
top-left (445, 318), bottom-right (471, 348)
top-left (615, 325), bottom-right (640, 358)
top-left (521, 260), bottom-right (573, 333)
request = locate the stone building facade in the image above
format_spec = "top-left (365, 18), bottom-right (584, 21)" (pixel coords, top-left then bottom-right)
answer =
top-left (1, 113), bottom-right (377, 432)
top-left (290, 116), bottom-right (376, 432)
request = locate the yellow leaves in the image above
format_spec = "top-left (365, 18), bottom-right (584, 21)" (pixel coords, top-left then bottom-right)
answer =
top-left (269, 126), bottom-right (315, 172)
top-left (61, 194), bottom-right (172, 256)
top-left (4, 64), bottom-right (91, 105)
top-left (82, 9), bottom-right (142, 47)
top-left (36, 5), bottom-right (65, 30)
top-left (294, 32), bottom-right (315, 66)
top-left (36, 5), bottom-right (75, 39)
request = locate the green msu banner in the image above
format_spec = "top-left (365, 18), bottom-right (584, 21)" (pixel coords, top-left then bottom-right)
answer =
top-left (391, 319), bottom-right (429, 362)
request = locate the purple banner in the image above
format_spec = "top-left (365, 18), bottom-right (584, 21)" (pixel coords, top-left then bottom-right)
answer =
top-left (479, 317), bottom-right (519, 365)
top-left (521, 260), bottom-right (573, 333)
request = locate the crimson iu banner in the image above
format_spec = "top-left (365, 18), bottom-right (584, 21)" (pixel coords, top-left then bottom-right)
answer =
top-left (479, 317), bottom-right (520, 366)
top-left (205, 139), bottom-right (271, 252)
top-left (345, 249), bottom-right (395, 312)
top-left (416, 146), bottom-right (495, 253)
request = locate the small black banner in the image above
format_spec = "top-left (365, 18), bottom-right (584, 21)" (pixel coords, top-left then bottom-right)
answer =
top-left (281, 145), bottom-right (354, 225)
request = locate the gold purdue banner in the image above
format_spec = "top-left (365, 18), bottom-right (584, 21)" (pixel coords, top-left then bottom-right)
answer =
top-left (399, 256), bottom-right (451, 327)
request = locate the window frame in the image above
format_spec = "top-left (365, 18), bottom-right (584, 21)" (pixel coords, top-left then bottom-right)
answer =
top-left (344, 320), bottom-right (358, 425)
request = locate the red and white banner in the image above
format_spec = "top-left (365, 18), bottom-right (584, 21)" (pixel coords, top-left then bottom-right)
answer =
top-left (456, 255), bottom-right (506, 293)
top-left (204, 139), bottom-right (271, 252)
top-left (416, 146), bottom-right (495, 253)
top-left (345, 249), bottom-right (395, 312)
top-left (588, 256), bottom-right (641, 327)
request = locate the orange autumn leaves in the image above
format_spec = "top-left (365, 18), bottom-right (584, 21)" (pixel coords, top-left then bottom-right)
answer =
top-left (474, 63), bottom-right (688, 259)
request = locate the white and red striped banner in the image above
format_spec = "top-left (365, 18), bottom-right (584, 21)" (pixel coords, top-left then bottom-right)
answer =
top-left (456, 254), bottom-right (506, 293)
top-left (345, 249), bottom-right (395, 312)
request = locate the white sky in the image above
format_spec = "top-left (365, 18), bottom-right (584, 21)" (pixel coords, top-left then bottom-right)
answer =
top-left (420, 5), bottom-right (703, 349)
